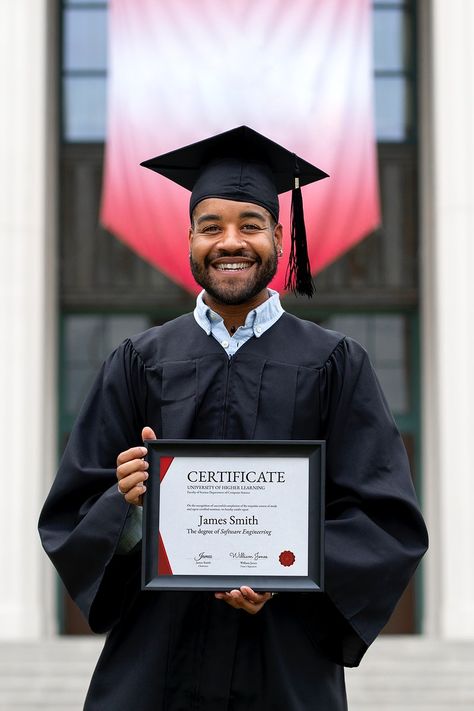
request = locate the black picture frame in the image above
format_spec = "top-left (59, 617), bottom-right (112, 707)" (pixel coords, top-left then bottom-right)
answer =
top-left (142, 439), bottom-right (325, 593)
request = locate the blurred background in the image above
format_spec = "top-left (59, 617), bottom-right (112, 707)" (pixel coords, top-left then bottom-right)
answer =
top-left (1, 1), bottom-right (473, 709)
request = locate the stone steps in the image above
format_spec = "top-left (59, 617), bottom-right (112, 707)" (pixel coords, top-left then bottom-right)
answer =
top-left (346, 638), bottom-right (474, 711)
top-left (0, 637), bottom-right (473, 710)
top-left (0, 640), bottom-right (99, 711)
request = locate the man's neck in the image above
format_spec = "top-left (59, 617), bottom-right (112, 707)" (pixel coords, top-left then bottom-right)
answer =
top-left (203, 289), bottom-right (270, 334)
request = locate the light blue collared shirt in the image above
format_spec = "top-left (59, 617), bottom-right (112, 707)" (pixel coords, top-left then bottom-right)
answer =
top-left (193, 288), bottom-right (284, 356)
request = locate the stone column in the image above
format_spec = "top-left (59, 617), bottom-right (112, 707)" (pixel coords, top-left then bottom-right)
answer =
top-left (420, 0), bottom-right (474, 637)
top-left (0, 1), bottom-right (58, 637)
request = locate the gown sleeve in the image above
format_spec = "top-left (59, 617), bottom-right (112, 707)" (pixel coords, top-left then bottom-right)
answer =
top-left (319, 336), bottom-right (428, 666)
top-left (38, 339), bottom-right (147, 633)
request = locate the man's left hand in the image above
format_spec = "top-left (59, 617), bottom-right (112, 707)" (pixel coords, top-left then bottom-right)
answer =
top-left (214, 586), bottom-right (272, 614)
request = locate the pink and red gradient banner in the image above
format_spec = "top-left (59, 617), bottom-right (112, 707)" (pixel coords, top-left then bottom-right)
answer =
top-left (101, 0), bottom-right (380, 295)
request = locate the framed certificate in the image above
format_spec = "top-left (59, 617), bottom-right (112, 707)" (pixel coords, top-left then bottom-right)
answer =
top-left (142, 440), bottom-right (325, 592)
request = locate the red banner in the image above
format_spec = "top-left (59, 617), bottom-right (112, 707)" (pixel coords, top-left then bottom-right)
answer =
top-left (101, 0), bottom-right (379, 295)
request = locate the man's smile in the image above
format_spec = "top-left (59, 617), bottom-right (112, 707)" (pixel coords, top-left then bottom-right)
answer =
top-left (210, 257), bottom-right (257, 273)
top-left (215, 262), bottom-right (253, 271)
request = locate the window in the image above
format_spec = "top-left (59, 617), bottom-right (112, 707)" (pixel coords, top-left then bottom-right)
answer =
top-left (320, 314), bottom-right (411, 415)
top-left (62, 1), bottom-right (416, 142)
top-left (62, 1), bottom-right (107, 141)
top-left (373, 1), bottom-right (415, 141)
top-left (61, 314), bottom-right (150, 438)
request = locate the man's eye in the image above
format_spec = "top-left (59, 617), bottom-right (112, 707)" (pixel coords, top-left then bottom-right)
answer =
top-left (201, 225), bottom-right (221, 233)
top-left (241, 224), bottom-right (263, 232)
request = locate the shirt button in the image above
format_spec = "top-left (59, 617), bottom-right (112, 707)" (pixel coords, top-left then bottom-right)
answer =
top-left (221, 340), bottom-right (229, 348)
top-left (211, 314), bottom-right (219, 321)
top-left (256, 326), bottom-right (262, 334)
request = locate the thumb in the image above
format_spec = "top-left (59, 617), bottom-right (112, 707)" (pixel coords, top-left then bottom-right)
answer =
top-left (142, 426), bottom-right (157, 442)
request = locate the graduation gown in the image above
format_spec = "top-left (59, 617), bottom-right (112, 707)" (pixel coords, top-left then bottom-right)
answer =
top-left (39, 313), bottom-right (428, 711)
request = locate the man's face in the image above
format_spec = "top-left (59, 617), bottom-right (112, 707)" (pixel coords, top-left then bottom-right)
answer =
top-left (189, 198), bottom-right (283, 306)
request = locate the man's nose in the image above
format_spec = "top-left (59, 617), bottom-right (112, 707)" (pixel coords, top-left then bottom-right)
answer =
top-left (217, 225), bottom-right (245, 250)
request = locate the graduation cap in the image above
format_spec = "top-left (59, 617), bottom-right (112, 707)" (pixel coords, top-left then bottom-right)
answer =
top-left (141, 126), bottom-right (328, 297)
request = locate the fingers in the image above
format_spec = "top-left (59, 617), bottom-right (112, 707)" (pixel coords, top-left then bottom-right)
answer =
top-left (142, 426), bottom-right (156, 441)
top-left (117, 464), bottom-right (148, 505)
top-left (117, 446), bottom-right (147, 468)
top-left (122, 484), bottom-right (146, 506)
top-left (117, 467), bottom-right (148, 499)
top-left (116, 425), bottom-right (156, 507)
top-left (214, 587), bottom-right (272, 615)
top-left (116, 426), bottom-right (156, 506)
top-left (116, 451), bottom-right (149, 504)
top-left (240, 586), bottom-right (271, 605)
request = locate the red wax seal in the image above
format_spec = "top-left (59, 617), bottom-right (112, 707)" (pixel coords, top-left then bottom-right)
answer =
top-left (279, 550), bottom-right (295, 567)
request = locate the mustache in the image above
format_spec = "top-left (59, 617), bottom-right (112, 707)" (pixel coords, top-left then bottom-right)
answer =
top-left (204, 250), bottom-right (262, 267)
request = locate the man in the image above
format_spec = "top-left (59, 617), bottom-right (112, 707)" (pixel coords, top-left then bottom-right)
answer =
top-left (39, 126), bottom-right (427, 710)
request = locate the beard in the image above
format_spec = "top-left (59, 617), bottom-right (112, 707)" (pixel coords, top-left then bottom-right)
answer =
top-left (190, 248), bottom-right (278, 306)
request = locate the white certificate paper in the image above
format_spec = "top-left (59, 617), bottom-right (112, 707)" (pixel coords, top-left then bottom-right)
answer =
top-left (159, 456), bottom-right (309, 576)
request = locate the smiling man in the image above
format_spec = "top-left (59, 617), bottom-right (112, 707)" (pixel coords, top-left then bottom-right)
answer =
top-left (39, 126), bottom-right (427, 710)
top-left (190, 198), bottom-right (281, 310)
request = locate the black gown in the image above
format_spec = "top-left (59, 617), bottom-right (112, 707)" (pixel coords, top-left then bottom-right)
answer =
top-left (39, 313), bottom-right (428, 710)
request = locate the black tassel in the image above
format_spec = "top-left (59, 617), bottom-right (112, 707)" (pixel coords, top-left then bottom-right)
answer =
top-left (285, 173), bottom-right (315, 297)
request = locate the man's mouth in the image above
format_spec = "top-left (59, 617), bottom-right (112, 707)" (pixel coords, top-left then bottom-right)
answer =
top-left (214, 262), bottom-right (254, 271)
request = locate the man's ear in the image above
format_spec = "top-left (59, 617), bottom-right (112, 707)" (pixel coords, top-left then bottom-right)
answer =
top-left (188, 225), bottom-right (193, 251)
top-left (273, 223), bottom-right (283, 253)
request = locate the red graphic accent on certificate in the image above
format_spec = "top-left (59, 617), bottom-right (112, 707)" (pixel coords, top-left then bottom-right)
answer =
top-left (158, 533), bottom-right (173, 575)
top-left (279, 550), bottom-right (296, 567)
top-left (159, 456), bottom-right (174, 482)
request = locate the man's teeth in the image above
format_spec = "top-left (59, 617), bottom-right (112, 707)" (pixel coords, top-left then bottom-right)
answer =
top-left (215, 262), bottom-right (252, 271)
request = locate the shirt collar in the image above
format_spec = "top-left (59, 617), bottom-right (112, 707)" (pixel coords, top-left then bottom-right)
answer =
top-left (193, 289), bottom-right (284, 337)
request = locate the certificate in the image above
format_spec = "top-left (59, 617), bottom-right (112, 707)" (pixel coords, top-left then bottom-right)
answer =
top-left (142, 440), bottom-right (325, 592)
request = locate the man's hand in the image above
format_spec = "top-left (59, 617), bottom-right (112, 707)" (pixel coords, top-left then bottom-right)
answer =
top-left (116, 426), bottom-right (156, 506)
top-left (214, 586), bottom-right (272, 615)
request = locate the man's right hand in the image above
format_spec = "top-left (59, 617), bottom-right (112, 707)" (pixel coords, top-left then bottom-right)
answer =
top-left (116, 426), bottom-right (156, 506)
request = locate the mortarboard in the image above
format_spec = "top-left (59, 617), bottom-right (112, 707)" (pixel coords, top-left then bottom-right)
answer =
top-left (141, 126), bottom-right (328, 297)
